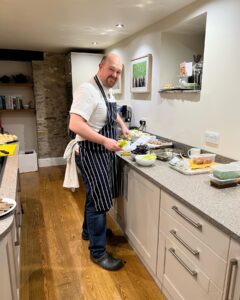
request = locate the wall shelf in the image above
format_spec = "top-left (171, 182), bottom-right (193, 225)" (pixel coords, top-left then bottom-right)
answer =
top-left (0, 83), bottom-right (33, 87)
top-left (159, 89), bottom-right (201, 93)
top-left (0, 109), bottom-right (35, 113)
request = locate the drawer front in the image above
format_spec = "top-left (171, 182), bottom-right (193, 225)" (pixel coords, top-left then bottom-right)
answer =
top-left (163, 238), bottom-right (223, 300)
top-left (161, 190), bottom-right (229, 260)
top-left (160, 209), bottom-right (227, 290)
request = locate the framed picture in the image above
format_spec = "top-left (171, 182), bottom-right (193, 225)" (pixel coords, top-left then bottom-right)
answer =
top-left (112, 65), bottom-right (123, 95)
top-left (130, 54), bottom-right (152, 93)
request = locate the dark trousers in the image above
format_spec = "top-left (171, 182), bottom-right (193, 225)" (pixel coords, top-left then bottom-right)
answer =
top-left (76, 154), bottom-right (107, 259)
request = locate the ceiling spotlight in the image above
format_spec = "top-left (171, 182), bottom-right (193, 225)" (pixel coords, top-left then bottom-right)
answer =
top-left (92, 42), bottom-right (98, 45)
top-left (115, 24), bottom-right (124, 28)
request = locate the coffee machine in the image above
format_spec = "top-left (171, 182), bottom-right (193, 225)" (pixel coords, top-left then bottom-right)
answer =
top-left (117, 105), bottom-right (132, 128)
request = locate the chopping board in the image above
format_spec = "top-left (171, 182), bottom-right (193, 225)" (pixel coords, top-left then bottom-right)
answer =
top-left (0, 144), bottom-right (17, 156)
top-left (169, 164), bottom-right (212, 175)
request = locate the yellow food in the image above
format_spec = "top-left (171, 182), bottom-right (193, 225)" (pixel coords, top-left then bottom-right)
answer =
top-left (120, 151), bottom-right (131, 156)
top-left (117, 139), bottom-right (128, 147)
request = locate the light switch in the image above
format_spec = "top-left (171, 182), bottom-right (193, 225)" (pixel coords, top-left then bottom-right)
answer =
top-left (205, 131), bottom-right (220, 145)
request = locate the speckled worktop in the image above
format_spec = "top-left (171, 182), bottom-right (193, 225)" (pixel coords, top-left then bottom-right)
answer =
top-left (120, 156), bottom-right (240, 243)
top-left (0, 144), bottom-right (19, 239)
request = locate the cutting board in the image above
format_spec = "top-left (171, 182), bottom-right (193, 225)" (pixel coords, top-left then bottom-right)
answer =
top-left (0, 144), bottom-right (17, 156)
top-left (170, 164), bottom-right (212, 175)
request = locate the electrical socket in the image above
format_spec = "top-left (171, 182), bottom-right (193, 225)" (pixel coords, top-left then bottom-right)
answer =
top-left (139, 119), bottom-right (146, 126)
top-left (139, 117), bottom-right (147, 126)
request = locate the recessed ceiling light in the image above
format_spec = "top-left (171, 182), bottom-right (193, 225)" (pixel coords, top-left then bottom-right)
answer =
top-left (115, 24), bottom-right (124, 28)
top-left (92, 42), bottom-right (98, 45)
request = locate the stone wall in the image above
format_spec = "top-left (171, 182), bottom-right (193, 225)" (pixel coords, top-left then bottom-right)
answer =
top-left (32, 53), bottom-right (69, 158)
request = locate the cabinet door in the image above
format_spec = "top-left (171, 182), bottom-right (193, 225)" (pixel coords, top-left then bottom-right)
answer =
top-left (224, 239), bottom-right (240, 300)
top-left (0, 230), bottom-right (18, 300)
top-left (127, 169), bottom-right (160, 274)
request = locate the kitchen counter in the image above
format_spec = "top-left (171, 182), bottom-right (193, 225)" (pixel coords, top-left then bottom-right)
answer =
top-left (0, 144), bottom-right (19, 239)
top-left (120, 156), bottom-right (240, 242)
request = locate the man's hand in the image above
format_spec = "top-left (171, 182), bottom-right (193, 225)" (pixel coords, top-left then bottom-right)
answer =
top-left (103, 137), bottom-right (122, 151)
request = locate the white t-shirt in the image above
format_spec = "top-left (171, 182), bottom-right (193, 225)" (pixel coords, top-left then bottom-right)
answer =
top-left (70, 77), bottom-right (116, 141)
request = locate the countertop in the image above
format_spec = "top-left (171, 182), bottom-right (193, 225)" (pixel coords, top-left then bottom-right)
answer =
top-left (120, 155), bottom-right (240, 243)
top-left (0, 144), bottom-right (19, 239)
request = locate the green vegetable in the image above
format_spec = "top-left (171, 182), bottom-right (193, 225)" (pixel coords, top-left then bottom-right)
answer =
top-left (140, 153), bottom-right (156, 160)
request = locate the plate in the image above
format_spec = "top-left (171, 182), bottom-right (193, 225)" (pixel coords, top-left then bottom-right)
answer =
top-left (0, 198), bottom-right (16, 217)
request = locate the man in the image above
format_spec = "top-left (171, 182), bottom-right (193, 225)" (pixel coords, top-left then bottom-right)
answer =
top-left (69, 53), bottom-right (129, 271)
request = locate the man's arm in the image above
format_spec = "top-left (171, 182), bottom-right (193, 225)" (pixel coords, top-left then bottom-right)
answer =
top-left (116, 113), bottom-right (130, 137)
top-left (69, 113), bottom-right (121, 151)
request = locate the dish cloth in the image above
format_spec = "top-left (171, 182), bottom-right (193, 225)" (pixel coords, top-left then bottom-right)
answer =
top-left (63, 139), bottom-right (80, 190)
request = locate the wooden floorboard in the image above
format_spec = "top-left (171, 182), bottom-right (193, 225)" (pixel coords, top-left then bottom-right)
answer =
top-left (20, 166), bottom-right (166, 300)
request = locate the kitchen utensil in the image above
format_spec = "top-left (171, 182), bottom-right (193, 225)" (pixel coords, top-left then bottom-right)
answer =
top-left (0, 144), bottom-right (17, 156)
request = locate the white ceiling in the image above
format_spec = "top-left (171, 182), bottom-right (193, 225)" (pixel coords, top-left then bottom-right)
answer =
top-left (0, 0), bottom-right (197, 53)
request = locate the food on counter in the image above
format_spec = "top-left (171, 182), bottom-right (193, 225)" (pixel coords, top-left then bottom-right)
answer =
top-left (120, 151), bottom-right (131, 156)
top-left (0, 134), bottom-right (18, 144)
top-left (130, 129), bottom-right (150, 137)
top-left (131, 144), bottom-right (149, 155)
top-left (139, 153), bottom-right (156, 160)
top-left (117, 139), bottom-right (128, 147)
top-left (0, 199), bottom-right (13, 213)
top-left (191, 153), bottom-right (216, 165)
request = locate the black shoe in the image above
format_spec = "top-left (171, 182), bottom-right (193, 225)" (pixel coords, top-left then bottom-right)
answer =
top-left (90, 252), bottom-right (124, 271)
top-left (82, 232), bottom-right (89, 240)
top-left (82, 228), bottom-right (114, 241)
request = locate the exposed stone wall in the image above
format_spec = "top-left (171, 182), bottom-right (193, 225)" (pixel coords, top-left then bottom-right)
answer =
top-left (32, 53), bottom-right (69, 159)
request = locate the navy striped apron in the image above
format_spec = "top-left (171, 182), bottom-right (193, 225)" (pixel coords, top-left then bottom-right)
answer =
top-left (78, 75), bottom-right (119, 212)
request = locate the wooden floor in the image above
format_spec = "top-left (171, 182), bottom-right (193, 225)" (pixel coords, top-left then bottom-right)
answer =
top-left (20, 166), bottom-right (166, 300)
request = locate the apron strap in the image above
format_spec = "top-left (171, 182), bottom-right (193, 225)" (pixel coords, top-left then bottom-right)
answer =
top-left (94, 75), bottom-right (108, 103)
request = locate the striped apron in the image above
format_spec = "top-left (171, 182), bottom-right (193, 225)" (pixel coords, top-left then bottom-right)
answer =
top-left (78, 75), bottom-right (119, 212)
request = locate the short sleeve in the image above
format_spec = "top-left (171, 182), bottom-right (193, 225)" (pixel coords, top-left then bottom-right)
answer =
top-left (70, 83), bottom-right (97, 121)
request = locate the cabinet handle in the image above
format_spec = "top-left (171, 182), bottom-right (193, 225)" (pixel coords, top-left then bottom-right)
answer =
top-left (14, 211), bottom-right (20, 246)
top-left (170, 230), bottom-right (200, 257)
top-left (172, 206), bottom-right (202, 231)
top-left (169, 247), bottom-right (198, 277)
top-left (224, 258), bottom-right (238, 300)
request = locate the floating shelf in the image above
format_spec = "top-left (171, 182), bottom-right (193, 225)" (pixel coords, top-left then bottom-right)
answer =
top-left (0, 109), bottom-right (35, 113)
top-left (0, 83), bottom-right (33, 87)
top-left (159, 88), bottom-right (201, 93)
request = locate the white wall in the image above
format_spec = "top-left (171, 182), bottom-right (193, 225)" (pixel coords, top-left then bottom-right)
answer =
top-left (109, 0), bottom-right (240, 160)
top-left (71, 52), bottom-right (103, 93)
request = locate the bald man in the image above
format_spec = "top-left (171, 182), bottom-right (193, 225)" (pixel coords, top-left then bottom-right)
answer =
top-left (69, 53), bottom-right (129, 271)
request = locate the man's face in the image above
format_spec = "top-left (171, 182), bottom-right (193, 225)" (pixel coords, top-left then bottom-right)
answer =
top-left (99, 56), bottom-right (122, 88)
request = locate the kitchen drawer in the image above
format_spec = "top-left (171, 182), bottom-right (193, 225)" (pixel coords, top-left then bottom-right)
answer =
top-left (161, 190), bottom-right (230, 260)
top-left (160, 209), bottom-right (227, 290)
top-left (163, 238), bottom-right (223, 300)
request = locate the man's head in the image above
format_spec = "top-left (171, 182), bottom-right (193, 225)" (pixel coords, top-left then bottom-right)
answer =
top-left (98, 53), bottom-right (122, 88)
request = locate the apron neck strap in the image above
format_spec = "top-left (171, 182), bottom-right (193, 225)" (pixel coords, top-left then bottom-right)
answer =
top-left (94, 75), bottom-right (108, 103)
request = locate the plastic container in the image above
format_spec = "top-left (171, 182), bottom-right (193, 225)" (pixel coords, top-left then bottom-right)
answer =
top-left (191, 153), bottom-right (216, 165)
top-left (211, 164), bottom-right (240, 180)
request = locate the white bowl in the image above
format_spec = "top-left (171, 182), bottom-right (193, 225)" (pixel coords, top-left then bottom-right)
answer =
top-left (135, 154), bottom-right (156, 166)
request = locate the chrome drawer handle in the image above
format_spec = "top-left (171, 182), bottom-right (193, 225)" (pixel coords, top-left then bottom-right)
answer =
top-left (169, 248), bottom-right (198, 277)
top-left (172, 206), bottom-right (202, 231)
top-left (170, 230), bottom-right (200, 257)
top-left (224, 258), bottom-right (238, 300)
